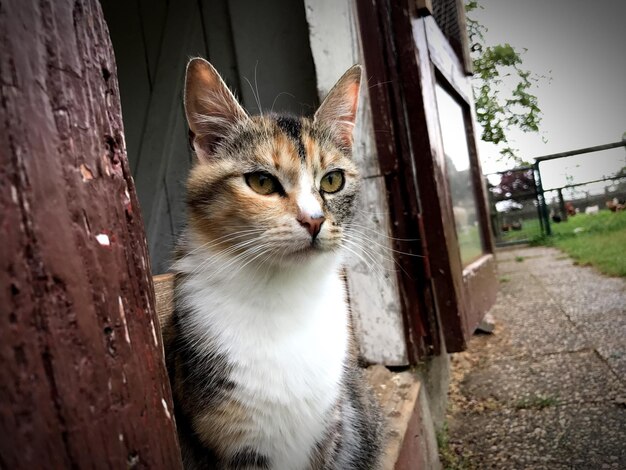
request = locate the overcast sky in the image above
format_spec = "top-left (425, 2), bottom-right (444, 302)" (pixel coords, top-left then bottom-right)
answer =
top-left (472, 0), bottom-right (626, 190)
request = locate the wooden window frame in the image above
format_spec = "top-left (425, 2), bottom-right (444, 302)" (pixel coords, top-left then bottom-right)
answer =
top-left (419, 14), bottom-right (497, 351)
top-left (357, 0), bottom-right (497, 356)
top-left (356, 0), bottom-right (443, 362)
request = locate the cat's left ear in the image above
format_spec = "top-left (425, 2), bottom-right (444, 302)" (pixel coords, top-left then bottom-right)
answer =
top-left (314, 65), bottom-right (362, 153)
top-left (184, 58), bottom-right (249, 160)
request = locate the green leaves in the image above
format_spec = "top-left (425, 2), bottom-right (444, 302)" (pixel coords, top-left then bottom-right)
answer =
top-left (466, 1), bottom-right (544, 165)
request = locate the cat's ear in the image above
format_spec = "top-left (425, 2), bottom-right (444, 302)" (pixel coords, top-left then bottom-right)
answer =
top-left (314, 64), bottom-right (362, 152)
top-left (184, 58), bottom-right (248, 160)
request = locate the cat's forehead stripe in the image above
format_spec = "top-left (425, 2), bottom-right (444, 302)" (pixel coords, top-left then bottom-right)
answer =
top-left (302, 133), bottom-right (322, 170)
top-left (274, 116), bottom-right (306, 162)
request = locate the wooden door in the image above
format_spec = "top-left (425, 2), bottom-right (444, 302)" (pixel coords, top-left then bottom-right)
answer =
top-left (358, 0), bottom-right (497, 354)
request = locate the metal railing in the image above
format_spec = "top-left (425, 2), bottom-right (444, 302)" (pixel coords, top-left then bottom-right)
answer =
top-left (534, 140), bottom-right (626, 235)
top-left (485, 139), bottom-right (626, 245)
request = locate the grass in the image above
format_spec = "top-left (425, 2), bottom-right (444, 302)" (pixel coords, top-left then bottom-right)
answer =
top-left (499, 218), bottom-right (543, 242)
top-left (532, 210), bottom-right (626, 277)
top-left (457, 225), bottom-right (483, 265)
top-left (437, 423), bottom-right (472, 470)
top-left (514, 395), bottom-right (559, 410)
top-left (514, 256), bottom-right (524, 262)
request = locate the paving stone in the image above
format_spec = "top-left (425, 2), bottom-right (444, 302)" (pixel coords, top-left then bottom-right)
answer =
top-left (580, 311), bottom-right (626, 380)
top-left (487, 293), bottom-right (590, 356)
top-left (496, 274), bottom-right (545, 299)
top-left (501, 282), bottom-right (623, 326)
top-left (508, 318), bottom-right (590, 356)
top-left (462, 351), bottom-right (623, 406)
top-left (448, 404), bottom-right (626, 469)
top-left (496, 259), bottom-right (537, 275)
top-left (540, 277), bottom-right (626, 322)
top-left (496, 246), bottom-right (561, 262)
top-left (600, 348), bottom-right (626, 382)
top-left (446, 246), bottom-right (626, 469)
top-left (537, 257), bottom-right (581, 272)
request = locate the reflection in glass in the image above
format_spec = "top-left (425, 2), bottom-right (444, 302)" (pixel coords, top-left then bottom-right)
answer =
top-left (435, 84), bottom-right (484, 265)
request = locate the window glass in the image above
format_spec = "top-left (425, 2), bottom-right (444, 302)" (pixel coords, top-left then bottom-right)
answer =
top-left (435, 84), bottom-right (484, 265)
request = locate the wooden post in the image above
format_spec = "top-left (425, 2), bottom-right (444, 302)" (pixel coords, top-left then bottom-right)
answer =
top-left (0, 0), bottom-right (181, 468)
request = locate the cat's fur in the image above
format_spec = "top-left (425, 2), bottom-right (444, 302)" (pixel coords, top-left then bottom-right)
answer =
top-left (165, 58), bottom-right (385, 470)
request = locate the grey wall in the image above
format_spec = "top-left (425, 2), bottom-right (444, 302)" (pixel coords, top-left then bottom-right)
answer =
top-left (102, 0), bottom-right (319, 273)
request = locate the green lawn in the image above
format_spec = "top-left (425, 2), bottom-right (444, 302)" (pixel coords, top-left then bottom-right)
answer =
top-left (499, 218), bottom-right (543, 243)
top-left (457, 224), bottom-right (483, 265)
top-left (532, 210), bottom-right (626, 277)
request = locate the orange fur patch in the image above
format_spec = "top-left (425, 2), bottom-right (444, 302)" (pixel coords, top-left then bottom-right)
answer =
top-left (193, 398), bottom-right (252, 457)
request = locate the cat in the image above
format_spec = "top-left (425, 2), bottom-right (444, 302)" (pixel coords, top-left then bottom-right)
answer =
top-left (164, 57), bottom-right (385, 470)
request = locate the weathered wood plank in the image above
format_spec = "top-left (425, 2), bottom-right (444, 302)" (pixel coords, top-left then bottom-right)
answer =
top-left (392, 10), bottom-right (496, 351)
top-left (0, 0), bottom-right (181, 467)
top-left (462, 254), bottom-right (498, 340)
top-left (415, 0), bottom-right (434, 15)
top-left (304, 0), bottom-right (408, 365)
top-left (356, 0), bottom-right (444, 361)
top-left (304, 0), bottom-right (381, 178)
top-left (366, 366), bottom-right (440, 470)
top-left (346, 177), bottom-right (408, 365)
top-left (424, 15), bottom-right (472, 104)
top-left (154, 273), bottom-right (176, 324)
top-left (161, 110), bottom-right (193, 272)
top-left (454, 0), bottom-right (474, 75)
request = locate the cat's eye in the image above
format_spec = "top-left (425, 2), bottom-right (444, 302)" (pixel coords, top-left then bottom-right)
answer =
top-left (320, 170), bottom-right (345, 194)
top-left (245, 172), bottom-right (281, 195)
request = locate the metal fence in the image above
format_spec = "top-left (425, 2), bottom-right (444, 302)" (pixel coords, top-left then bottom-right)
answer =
top-left (486, 167), bottom-right (544, 246)
top-left (485, 139), bottom-right (626, 246)
top-left (534, 140), bottom-right (626, 235)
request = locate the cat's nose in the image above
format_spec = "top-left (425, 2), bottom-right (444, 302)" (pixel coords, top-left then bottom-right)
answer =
top-left (297, 212), bottom-right (325, 239)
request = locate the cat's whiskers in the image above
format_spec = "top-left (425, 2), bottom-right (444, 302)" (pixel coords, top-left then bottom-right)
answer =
top-left (194, 244), bottom-right (265, 281)
top-left (186, 237), bottom-right (267, 279)
top-left (165, 234), bottom-right (255, 314)
top-left (199, 241), bottom-right (275, 284)
top-left (341, 236), bottom-right (394, 273)
top-left (345, 228), bottom-right (424, 259)
top-left (175, 228), bottom-right (263, 262)
top-left (344, 229), bottom-right (419, 279)
top-left (340, 238), bottom-right (393, 284)
top-left (231, 243), bottom-right (279, 281)
top-left (248, 252), bottom-right (272, 280)
top-left (168, 239), bottom-right (269, 314)
top-left (346, 221), bottom-right (421, 242)
top-left (175, 228), bottom-right (267, 264)
top-left (337, 241), bottom-right (386, 284)
top-left (243, 61), bottom-right (263, 115)
top-left (249, 243), bottom-right (287, 280)
top-left (186, 242), bottom-right (249, 277)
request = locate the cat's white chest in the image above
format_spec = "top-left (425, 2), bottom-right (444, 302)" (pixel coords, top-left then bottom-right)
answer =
top-left (229, 295), bottom-right (348, 469)
top-left (182, 262), bottom-right (349, 469)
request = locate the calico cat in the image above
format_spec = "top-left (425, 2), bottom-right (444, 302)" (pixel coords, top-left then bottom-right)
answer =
top-left (165, 58), bottom-right (385, 470)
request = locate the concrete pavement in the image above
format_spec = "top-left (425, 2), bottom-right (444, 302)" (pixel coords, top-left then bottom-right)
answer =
top-left (444, 246), bottom-right (626, 469)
